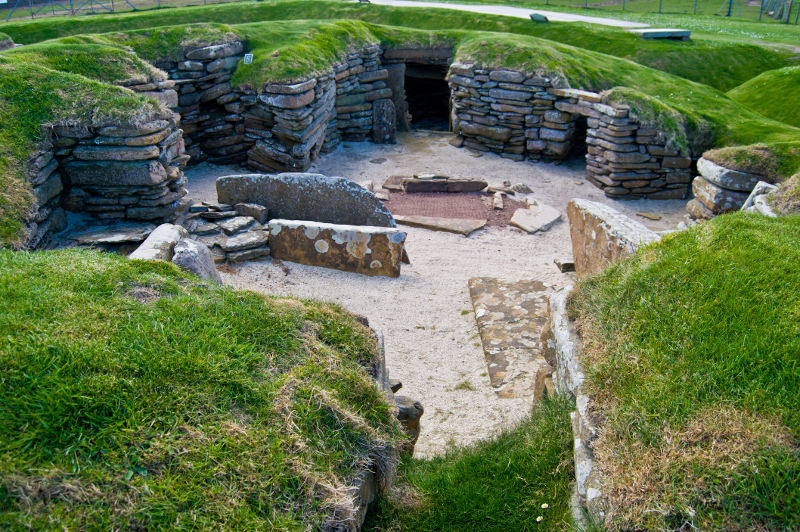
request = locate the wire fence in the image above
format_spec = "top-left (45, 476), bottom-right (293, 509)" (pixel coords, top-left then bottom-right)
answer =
top-left (1, 0), bottom-right (799, 24)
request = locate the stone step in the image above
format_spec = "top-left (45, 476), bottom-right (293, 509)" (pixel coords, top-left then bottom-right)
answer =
top-left (468, 277), bottom-right (555, 399)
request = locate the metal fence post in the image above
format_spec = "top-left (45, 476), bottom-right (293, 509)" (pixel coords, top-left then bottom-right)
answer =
top-left (659, 0), bottom-right (663, 13)
top-left (694, 0), bottom-right (699, 14)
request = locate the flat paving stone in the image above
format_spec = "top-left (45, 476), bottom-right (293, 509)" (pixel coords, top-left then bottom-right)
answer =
top-left (69, 223), bottom-right (156, 245)
top-left (510, 202), bottom-right (562, 233)
top-left (394, 215), bottom-right (486, 236)
top-left (468, 277), bottom-right (554, 399)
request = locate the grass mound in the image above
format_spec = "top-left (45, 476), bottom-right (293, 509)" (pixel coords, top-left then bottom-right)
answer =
top-left (728, 66), bottom-right (800, 129)
top-left (770, 174), bottom-right (800, 215)
top-left (0, 248), bottom-right (401, 529)
top-left (0, 56), bottom-right (167, 249)
top-left (365, 396), bottom-right (575, 531)
top-left (0, 32), bottom-right (12, 50)
top-left (568, 213), bottom-right (800, 529)
top-left (0, 0), bottom-right (793, 91)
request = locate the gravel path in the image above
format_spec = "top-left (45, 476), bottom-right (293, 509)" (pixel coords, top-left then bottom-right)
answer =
top-left (185, 131), bottom-right (688, 457)
top-left (363, 0), bottom-right (650, 28)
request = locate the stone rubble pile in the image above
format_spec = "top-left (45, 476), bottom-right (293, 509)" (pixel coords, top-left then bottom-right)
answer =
top-left (448, 63), bottom-right (693, 199)
top-left (686, 156), bottom-right (766, 219)
top-left (184, 202), bottom-right (271, 264)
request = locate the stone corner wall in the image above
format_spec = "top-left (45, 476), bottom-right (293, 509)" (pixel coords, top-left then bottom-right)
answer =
top-left (448, 64), bottom-right (694, 199)
top-left (566, 198), bottom-right (661, 277)
top-left (687, 155), bottom-right (767, 220)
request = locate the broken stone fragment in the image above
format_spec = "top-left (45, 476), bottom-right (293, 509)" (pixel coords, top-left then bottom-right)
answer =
top-left (234, 203), bottom-right (269, 223)
top-left (129, 223), bottom-right (188, 262)
top-left (218, 216), bottom-right (256, 235)
top-left (171, 238), bottom-right (222, 283)
top-left (697, 157), bottom-right (763, 192)
top-left (394, 215), bottom-right (486, 236)
top-left (692, 176), bottom-right (750, 214)
top-left (221, 230), bottom-right (269, 252)
top-left (394, 395), bottom-right (424, 455)
top-left (510, 202), bottom-right (562, 233)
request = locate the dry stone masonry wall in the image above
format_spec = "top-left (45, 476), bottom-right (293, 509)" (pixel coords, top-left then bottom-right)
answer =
top-left (448, 63), bottom-right (693, 199)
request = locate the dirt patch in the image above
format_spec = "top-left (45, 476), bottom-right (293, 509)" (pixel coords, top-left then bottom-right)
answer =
top-left (383, 191), bottom-right (525, 227)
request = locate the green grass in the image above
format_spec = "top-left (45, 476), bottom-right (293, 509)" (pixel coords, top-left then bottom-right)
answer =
top-left (728, 65), bottom-right (800, 129)
top-left (0, 248), bottom-right (402, 529)
top-left (0, 0), bottom-right (794, 91)
top-left (364, 396), bottom-right (575, 531)
top-left (568, 213), bottom-right (800, 529)
top-left (0, 31), bottom-right (11, 48)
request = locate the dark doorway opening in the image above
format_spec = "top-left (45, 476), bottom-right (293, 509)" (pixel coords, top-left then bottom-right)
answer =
top-left (404, 64), bottom-right (450, 131)
top-left (564, 115), bottom-right (589, 168)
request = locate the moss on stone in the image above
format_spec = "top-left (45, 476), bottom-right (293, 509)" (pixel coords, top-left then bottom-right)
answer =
top-left (769, 174), bottom-right (800, 215)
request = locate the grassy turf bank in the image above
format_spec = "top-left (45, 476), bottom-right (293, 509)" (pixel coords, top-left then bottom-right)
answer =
top-left (0, 248), bottom-right (402, 529)
top-left (728, 66), bottom-right (800, 129)
top-left (0, 56), bottom-right (166, 248)
top-left (568, 213), bottom-right (800, 529)
top-left (0, 0), bottom-right (793, 91)
top-left (365, 396), bottom-right (575, 531)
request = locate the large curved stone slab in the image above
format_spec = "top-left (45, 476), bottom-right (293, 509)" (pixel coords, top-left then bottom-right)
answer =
top-left (216, 173), bottom-right (396, 227)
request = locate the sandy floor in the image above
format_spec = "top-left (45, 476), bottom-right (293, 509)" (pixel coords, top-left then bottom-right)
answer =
top-left (185, 130), bottom-right (688, 457)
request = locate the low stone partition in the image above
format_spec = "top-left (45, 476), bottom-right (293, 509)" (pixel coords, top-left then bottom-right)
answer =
top-left (686, 156), bottom-right (767, 219)
top-left (448, 63), bottom-right (693, 199)
top-left (268, 220), bottom-right (407, 277)
top-left (566, 199), bottom-right (661, 276)
top-left (216, 172), bottom-right (396, 227)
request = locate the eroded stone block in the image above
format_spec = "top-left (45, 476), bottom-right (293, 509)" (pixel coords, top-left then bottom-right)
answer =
top-left (268, 220), bottom-right (406, 277)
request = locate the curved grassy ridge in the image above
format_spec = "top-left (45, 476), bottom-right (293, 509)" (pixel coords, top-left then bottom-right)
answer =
top-left (0, 56), bottom-right (167, 249)
top-left (0, 32), bottom-right (11, 48)
top-left (728, 66), bottom-right (800, 129)
top-left (47, 19), bottom-right (800, 159)
top-left (0, 0), bottom-right (794, 91)
top-left (568, 213), bottom-right (800, 529)
top-left (0, 248), bottom-right (401, 529)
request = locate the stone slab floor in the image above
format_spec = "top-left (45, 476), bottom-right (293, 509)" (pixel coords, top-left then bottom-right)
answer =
top-left (184, 130), bottom-right (688, 457)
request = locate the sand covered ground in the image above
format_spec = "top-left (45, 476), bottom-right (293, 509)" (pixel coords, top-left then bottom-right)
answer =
top-left (185, 131), bottom-right (688, 457)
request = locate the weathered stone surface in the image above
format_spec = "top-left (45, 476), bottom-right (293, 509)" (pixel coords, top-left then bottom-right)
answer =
top-left (217, 173), bottom-right (396, 227)
top-left (98, 120), bottom-right (170, 138)
top-left (268, 220), bottom-right (406, 277)
top-left (685, 198), bottom-right (715, 220)
top-left (33, 173), bottom-right (63, 205)
top-left (395, 396), bottom-right (424, 455)
top-left (458, 122), bottom-right (512, 142)
top-left (741, 180), bottom-right (778, 217)
top-left (171, 238), bottom-right (222, 283)
top-left (234, 202), bottom-right (269, 223)
top-left (372, 99), bottom-right (396, 144)
top-left (72, 145), bottom-right (160, 161)
top-left (221, 230), bottom-right (269, 252)
top-left (567, 199), bottom-right (661, 276)
top-left (394, 215), bottom-right (486, 236)
top-left (697, 157), bottom-right (762, 192)
top-left (692, 176), bottom-right (750, 214)
top-left (64, 160), bottom-right (168, 187)
top-left (69, 223), bottom-right (155, 245)
top-left (185, 41), bottom-right (243, 61)
top-left (265, 78), bottom-right (317, 95)
top-left (468, 277), bottom-right (554, 399)
top-left (510, 202), bottom-right (562, 233)
top-left (89, 128), bottom-right (172, 147)
top-left (227, 245), bottom-right (271, 263)
top-left (129, 223), bottom-right (188, 261)
top-left (260, 90), bottom-right (315, 109)
top-left (218, 216), bottom-right (256, 235)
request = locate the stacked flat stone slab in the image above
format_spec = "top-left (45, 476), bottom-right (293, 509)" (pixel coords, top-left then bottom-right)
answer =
top-left (185, 203), bottom-right (270, 264)
top-left (448, 63), bottom-right (693, 199)
top-left (268, 219), bottom-right (406, 277)
top-left (23, 145), bottom-right (67, 249)
top-left (248, 45), bottom-right (396, 172)
top-left (154, 41), bottom-right (249, 165)
top-left (686, 157), bottom-right (765, 219)
top-left (58, 118), bottom-right (188, 223)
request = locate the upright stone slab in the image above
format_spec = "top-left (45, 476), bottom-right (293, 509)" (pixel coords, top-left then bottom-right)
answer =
top-left (129, 223), bottom-right (188, 262)
top-left (268, 220), bottom-right (406, 277)
top-left (217, 173), bottom-right (396, 227)
top-left (566, 199), bottom-right (660, 277)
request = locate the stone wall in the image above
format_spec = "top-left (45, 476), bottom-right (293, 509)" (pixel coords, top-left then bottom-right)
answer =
top-left (152, 41), bottom-right (251, 166)
top-left (448, 63), bottom-right (693, 199)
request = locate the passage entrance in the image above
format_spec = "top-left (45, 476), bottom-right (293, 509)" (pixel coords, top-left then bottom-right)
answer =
top-left (404, 64), bottom-right (450, 130)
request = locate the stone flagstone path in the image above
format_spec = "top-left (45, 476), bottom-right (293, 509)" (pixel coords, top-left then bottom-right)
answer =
top-left (468, 277), bottom-right (555, 399)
